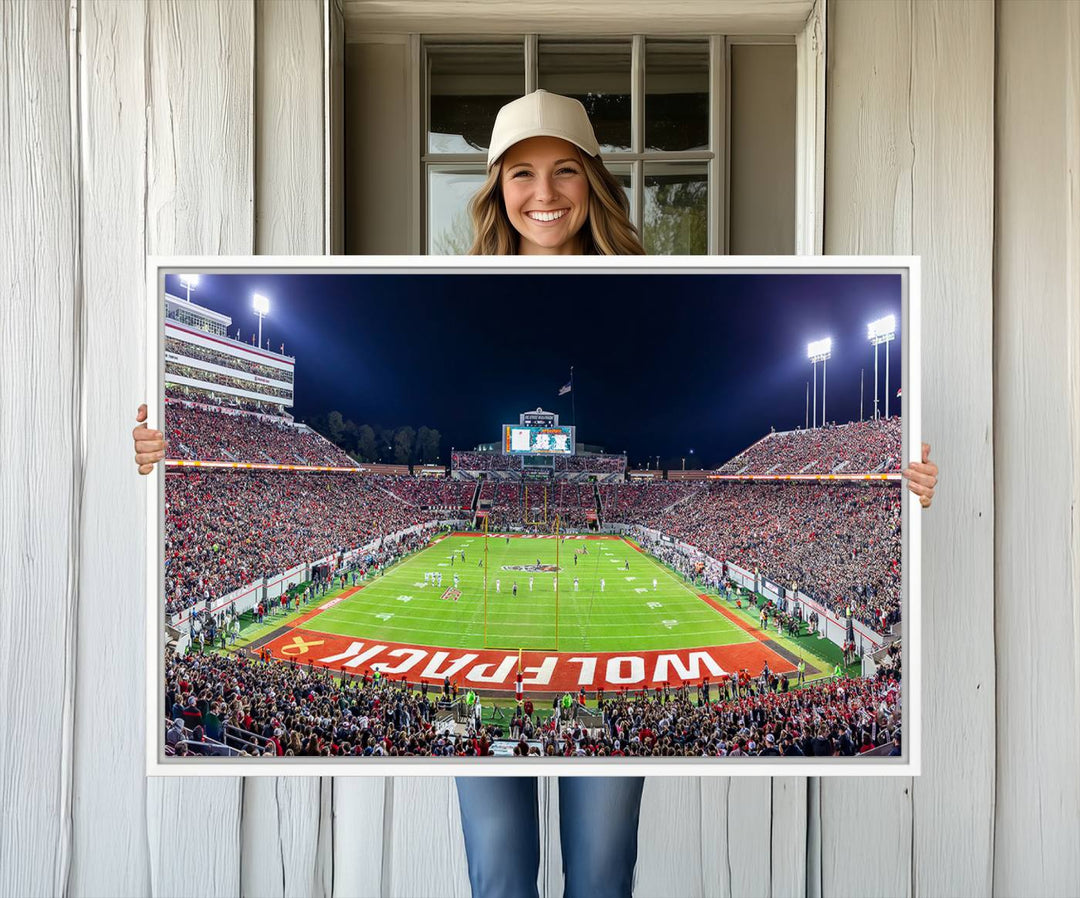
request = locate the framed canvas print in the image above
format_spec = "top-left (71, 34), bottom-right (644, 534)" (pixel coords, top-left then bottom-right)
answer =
top-left (146, 255), bottom-right (920, 776)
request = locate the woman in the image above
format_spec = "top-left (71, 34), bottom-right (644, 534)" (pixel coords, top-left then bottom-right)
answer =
top-left (467, 90), bottom-right (643, 257)
top-left (447, 91), bottom-right (649, 898)
top-left (132, 89), bottom-right (938, 898)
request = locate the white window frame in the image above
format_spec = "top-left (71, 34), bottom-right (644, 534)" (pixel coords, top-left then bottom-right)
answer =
top-left (395, 0), bottom-right (826, 256)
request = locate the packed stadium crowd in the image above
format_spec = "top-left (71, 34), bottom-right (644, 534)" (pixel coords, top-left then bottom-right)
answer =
top-left (717, 418), bottom-right (903, 475)
top-left (452, 451), bottom-right (518, 471)
top-left (165, 401), bottom-right (357, 467)
top-left (597, 481), bottom-right (697, 525)
top-left (650, 482), bottom-right (902, 631)
top-left (555, 454), bottom-right (626, 474)
top-left (164, 647), bottom-right (901, 759)
top-left (384, 477), bottom-right (475, 508)
top-left (166, 336), bottom-right (295, 383)
top-left (166, 385), bottom-right (284, 416)
top-left (450, 451), bottom-right (627, 474)
top-left (875, 640), bottom-right (902, 682)
top-left (164, 470), bottom-right (439, 615)
top-left (482, 481), bottom-right (596, 530)
top-left (167, 363), bottom-right (293, 401)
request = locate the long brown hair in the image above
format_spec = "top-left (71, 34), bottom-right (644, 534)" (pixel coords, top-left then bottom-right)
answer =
top-left (468, 150), bottom-right (645, 255)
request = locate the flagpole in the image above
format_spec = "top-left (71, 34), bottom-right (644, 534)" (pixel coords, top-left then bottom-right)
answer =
top-left (570, 366), bottom-right (576, 435)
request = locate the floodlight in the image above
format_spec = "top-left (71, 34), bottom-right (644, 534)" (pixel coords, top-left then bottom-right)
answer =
top-left (807, 338), bottom-right (832, 430)
top-left (253, 293), bottom-right (271, 349)
top-left (867, 314), bottom-right (897, 419)
top-left (179, 274), bottom-right (200, 302)
top-left (867, 315), bottom-right (896, 341)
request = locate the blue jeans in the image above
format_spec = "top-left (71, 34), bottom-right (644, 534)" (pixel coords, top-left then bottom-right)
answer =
top-left (455, 776), bottom-right (645, 898)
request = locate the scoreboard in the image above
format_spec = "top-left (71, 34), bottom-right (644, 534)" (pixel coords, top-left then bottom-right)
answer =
top-left (502, 425), bottom-right (575, 455)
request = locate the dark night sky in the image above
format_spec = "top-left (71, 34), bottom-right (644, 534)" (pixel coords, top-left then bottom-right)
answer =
top-left (165, 271), bottom-right (903, 468)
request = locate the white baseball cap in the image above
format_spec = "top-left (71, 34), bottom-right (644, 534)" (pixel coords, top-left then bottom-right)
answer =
top-left (486, 90), bottom-right (600, 168)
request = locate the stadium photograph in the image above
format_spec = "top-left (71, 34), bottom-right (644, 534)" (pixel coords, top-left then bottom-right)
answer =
top-left (155, 265), bottom-right (910, 766)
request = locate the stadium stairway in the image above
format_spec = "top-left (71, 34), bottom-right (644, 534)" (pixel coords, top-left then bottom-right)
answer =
top-left (593, 483), bottom-right (603, 527)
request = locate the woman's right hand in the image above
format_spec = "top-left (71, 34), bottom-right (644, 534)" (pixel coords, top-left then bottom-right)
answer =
top-left (133, 403), bottom-right (167, 474)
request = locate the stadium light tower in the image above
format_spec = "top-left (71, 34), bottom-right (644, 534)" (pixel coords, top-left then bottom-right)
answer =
top-left (179, 274), bottom-right (200, 302)
top-left (807, 338), bottom-right (832, 428)
top-left (867, 315), bottom-right (896, 420)
top-left (253, 293), bottom-right (270, 349)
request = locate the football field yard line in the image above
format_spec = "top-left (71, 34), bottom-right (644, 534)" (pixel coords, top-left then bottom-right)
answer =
top-left (303, 534), bottom-right (755, 652)
top-left (320, 605), bottom-right (727, 622)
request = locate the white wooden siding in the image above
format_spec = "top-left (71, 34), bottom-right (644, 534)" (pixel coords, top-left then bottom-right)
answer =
top-left (71, 0), bottom-right (153, 894)
top-left (0, 2), bottom-right (78, 896)
top-left (143, 0), bottom-right (253, 894)
top-left (823, 3), bottom-right (997, 898)
top-left (0, 2), bottom-right (1077, 897)
top-left (993, 1), bottom-right (1080, 893)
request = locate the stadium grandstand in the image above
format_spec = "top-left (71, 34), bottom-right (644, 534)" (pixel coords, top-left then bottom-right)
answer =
top-left (717, 417), bottom-right (903, 475)
top-left (164, 648), bottom-right (900, 758)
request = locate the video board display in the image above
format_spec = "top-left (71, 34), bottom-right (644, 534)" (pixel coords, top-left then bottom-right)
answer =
top-left (502, 425), bottom-right (575, 455)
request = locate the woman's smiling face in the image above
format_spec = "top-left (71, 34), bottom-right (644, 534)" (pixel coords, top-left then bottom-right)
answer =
top-left (499, 136), bottom-right (590, 254)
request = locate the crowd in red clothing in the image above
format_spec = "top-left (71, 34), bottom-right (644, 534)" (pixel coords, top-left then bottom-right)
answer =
top-left (165, 401), bottom-right (356, 467)
top-left (555, 454), bottom-right (625, 474)
top-left (164, 646), bottom-right (901, 759)
top-left (486, 481), bottom-right (596, 530)
top-left (452, 451), bottom-right (518, 471)
top-left (164, 471), bottom-right (437, 615)
top-left (717, 418), bottom-right (903, 474)
top-left (383, 477), bottom-right (475, 508)
top-left (450, 451), bottom-right (627, 474)
top-left (652, 481), bottom-right (902, 631)
top-left (597, 481), bottom-right (697, 525)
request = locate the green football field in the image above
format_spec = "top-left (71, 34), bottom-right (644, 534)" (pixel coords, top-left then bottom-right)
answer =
top-left (307, 533), bottom-right (756, 653)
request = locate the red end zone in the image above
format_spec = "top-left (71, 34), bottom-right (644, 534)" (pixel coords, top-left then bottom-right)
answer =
top-left (263, 629), bottom-right (794, 692)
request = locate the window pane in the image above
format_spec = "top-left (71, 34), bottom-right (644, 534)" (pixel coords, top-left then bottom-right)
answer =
top-left (428, 44), bottom-right (524, 154)
top-left (428, 167), bottom-right (487, 254)
top-left (643, 163), bottom-right (707, 255)
top-left (729, 44), bottom-right (796, 253)
top-left (604, 163), bottom-right (634, 221)
top-left (645, 40), bottom-right (709, 152)
top-left (538, 41), bottom-right (632, 153)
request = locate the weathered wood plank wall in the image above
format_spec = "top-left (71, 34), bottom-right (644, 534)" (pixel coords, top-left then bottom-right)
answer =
top-left (142, 0), bottom-right (253, 895)
top-left (72, 0), bottom-right (152, 894)
top-left (0, 2), bottom-right (78, 896)
top-left (823, 3), bottom-right (996, 898)
top-left (994, 0), bottom-right (1080, 894)
top-left (0, 2), bottom-right (1077, 897)
top-left (246, 3), bottom-right (332, 898)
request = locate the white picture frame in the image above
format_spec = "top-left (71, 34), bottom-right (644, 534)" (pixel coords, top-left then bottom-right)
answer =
top-left (146, 254), bottom-right (920, 777)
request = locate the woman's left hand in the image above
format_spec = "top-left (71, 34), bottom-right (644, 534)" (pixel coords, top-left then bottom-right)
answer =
top-left (902, 442), bottom-right (938, 509)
